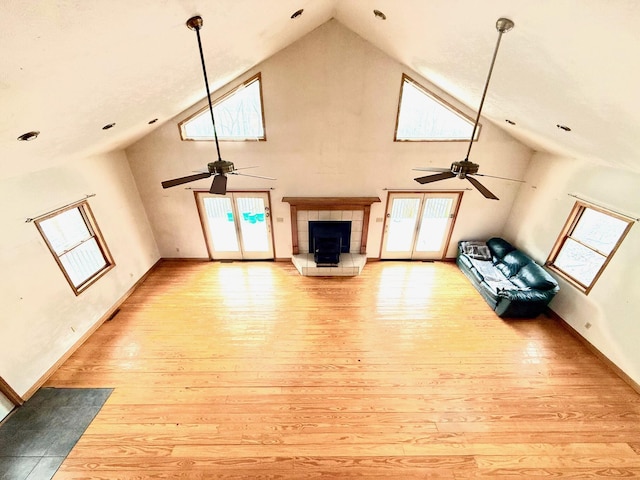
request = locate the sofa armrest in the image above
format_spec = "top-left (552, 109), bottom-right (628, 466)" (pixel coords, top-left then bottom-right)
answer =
top-left (495, 289), bottom-right (556, 318)
top-left (497, 289), bottom-right (554, 303)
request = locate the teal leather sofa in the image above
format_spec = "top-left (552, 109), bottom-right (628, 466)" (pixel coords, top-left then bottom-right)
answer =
top-left (456, 237), bottom-right (559, 318)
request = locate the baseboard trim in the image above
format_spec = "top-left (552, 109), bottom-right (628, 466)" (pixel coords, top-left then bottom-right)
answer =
top-left (547, 308), bottom-right (640, 395)
top-left (161, 257), bottom-right (210, 262)
top-left (22, 258), bottom-right (162, 401)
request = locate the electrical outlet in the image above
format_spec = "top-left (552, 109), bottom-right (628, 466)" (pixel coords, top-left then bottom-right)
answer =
top-left (376, 217), bottom-right (383, 222)
top-left (276, 217), bottom-right (284, 223)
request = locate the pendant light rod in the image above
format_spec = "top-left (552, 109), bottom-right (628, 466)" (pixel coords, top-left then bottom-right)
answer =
top-left (187, 16), bottom-right (222, 161)
top-left (464, 17), bottom-right (514, 162)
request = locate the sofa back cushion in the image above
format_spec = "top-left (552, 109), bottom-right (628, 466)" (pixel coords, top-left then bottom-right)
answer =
top-left (487, 237), bottom-right (515, 261)
top-left (511, 263), bottom-right (558, 291)
top-left (495, 250), bottom-right (532, 278)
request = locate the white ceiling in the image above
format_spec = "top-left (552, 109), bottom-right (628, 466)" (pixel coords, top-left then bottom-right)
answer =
top-left (2, 0), bottom-right (640, 179)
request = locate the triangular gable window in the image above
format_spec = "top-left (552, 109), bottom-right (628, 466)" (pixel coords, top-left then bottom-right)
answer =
top-left (395, 74), bottom-right (479, 141)
top-left (179, 73), bottom-right (265, 141)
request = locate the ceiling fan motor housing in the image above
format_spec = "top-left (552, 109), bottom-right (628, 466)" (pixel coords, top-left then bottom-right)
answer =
top-left (208, 160), bottom-right (235, 174)
top-left (451, 160), bottom-right (479, 178)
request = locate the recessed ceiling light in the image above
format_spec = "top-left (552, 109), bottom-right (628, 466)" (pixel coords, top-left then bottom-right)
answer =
top-left (148, 118), bottom-right (158, 124)
top-left (556, 124), bottom-right (571, 132)
top-left (373, 9), bottom-right (387, 20)
top-left (102, 123), bottom-right (116, 130)
top-left (291, 9), bottom-right (303, 19)
top-left (505, 119), bottom-right (516, 125)
top-left (17, 130), bottom-right (40, 141)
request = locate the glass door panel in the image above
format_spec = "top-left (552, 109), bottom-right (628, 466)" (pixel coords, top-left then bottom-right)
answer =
top-left (414, 195), bottom-right (456, 260)
top-left (381, 195), bottom-right (422, 259)
top-left (202, 196), bottom-right (241, 258)
top-left (235, 194), bottom-right (273, 259)
top-left (196, 191), bottom-right (274, 260)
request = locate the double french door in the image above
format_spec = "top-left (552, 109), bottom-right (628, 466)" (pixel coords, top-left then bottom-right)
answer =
top-left (381, 192), bottom-right (462, 260)
top-left (195, 191), bottom-right (274, 260)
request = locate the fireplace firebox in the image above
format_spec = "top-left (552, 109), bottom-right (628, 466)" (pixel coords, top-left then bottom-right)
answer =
top-left (309, 221), bottom-right (351, 266)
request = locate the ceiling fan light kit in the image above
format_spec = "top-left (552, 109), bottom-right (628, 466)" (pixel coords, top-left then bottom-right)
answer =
top-left (413, 17), bottom-right (516, 200)
top-left (17, 131), bottom-right (40, 142)
top-left (161, 16), bottom-right (274, 195)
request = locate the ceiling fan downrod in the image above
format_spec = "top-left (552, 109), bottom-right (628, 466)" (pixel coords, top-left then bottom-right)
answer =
top-left (463, 17), bottom-right (514, 163)
top-left (187, 15), bottom-right (223, 163)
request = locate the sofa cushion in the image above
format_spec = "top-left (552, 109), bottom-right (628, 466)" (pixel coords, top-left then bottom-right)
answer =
top-left (463, 243), bottom-right (492, 260)
top-left (511, 263), bottom-right (558, 291)
top-left (486, 237), bottom-right (516, 261)
top-left (495, 250), bottom-right (532, 278)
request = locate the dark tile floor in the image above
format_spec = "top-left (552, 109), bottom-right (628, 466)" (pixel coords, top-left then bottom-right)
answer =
top-left (0, 388), bottom-right (112, 480)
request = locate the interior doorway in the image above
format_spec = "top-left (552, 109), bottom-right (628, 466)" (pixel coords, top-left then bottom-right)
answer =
top-left (195, 191), bottom-right (274, 260)
top-left (380, 192), bottom-right (462, 260)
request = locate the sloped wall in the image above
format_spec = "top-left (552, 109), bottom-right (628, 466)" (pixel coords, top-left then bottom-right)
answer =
top-left (127, 20), bottom-right (532, 259)
top-left (0, 150), bottom-right (159, 397)
top-left (503, 153), bottom-right (640, 385)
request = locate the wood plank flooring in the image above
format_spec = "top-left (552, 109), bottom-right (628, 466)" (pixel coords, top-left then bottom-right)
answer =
top-left (46, 260), bottom-right (640, 479)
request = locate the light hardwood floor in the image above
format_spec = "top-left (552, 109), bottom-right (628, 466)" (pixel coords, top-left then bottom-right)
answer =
top-left (47, 260), bottom-right (640, 479)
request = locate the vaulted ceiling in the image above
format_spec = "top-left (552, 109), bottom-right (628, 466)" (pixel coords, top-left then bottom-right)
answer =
top-left (3, 1), bottom-right (640, 180)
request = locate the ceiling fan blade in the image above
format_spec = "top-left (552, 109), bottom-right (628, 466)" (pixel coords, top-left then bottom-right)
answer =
top-left (233, 166), bottom-right (259, 171)
top-left (467, 176), bottom-right (499, 200)
top-left (414, 171), bottom-right (456, 184)
top-left (162, 172), bottom-right (211, 189)
top-left (210, 174), bottom-right (228, 195)
top-left (231, 172), bottom-right (277, 180)
top-left (473, 172), bottom-right (525, 183)
top-left (413, 167), bottom-right (452, 173)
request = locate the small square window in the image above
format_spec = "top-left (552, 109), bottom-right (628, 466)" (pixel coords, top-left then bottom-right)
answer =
top-left (35, 201), bottom-right (114, 295)
top-left (547, 201), bottom-right (632, 294)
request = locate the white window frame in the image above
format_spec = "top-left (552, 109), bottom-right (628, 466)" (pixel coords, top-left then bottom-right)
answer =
top-left (546, 201), bottom-right (633, 294)
top-left (178, 73), bottom-right (266, 142)
top-left (35, 200), bottom-right (114, 295)
top-left (394, 74), bottom-right (480, 142)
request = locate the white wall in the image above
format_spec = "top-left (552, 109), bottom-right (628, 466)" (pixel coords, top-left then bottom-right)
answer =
top-left (504, 152), bottom-right (640, 385)
top-left (0, 150), bottom-right (159, 397)
top-left (127, 20), bottom-right (532, 259)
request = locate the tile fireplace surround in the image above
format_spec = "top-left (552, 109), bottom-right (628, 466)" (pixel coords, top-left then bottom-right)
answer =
top-left (282, 197), bottom-right (380, 276)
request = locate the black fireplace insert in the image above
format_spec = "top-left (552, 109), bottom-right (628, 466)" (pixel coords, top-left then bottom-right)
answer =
top-left (309, 221), bottom-right (351, 265)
